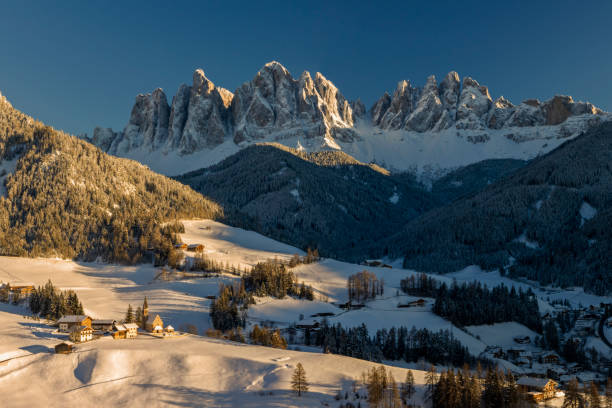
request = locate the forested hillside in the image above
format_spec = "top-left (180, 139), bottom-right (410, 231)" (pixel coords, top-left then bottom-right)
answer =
top-left (0, 92), bottom-right (221, 262)
top-left (387, 122), bottom-right (612, 295)
top-left (176, 143), bottom-right (437, 260)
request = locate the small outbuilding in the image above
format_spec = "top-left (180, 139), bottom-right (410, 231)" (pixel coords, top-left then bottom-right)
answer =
top-left (54, 342), bottom-right (73, 354)
top-left (92, 319), bottom-right (116, 332)
top-left (187, 244), bottom-right (204, 252)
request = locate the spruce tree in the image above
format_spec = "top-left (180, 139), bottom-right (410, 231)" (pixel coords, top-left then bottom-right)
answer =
top-left (605, 378), bottom-right (612, 408)
top-left (125, 304), bottom-right (134, 323)
top-left (402, 369), bottom-right (415, 403)
top-left (291, 363), bottom-right (308, 396)
top-left (563, 378), bottom-right (585, 408)
top-left (425, 365), bottom-right (437, 403)
top-left (588, 381), bottom-right (602, 408)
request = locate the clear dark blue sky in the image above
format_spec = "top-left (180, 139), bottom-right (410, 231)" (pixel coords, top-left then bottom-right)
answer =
top-left (1, 0), bottom-right (611, 136)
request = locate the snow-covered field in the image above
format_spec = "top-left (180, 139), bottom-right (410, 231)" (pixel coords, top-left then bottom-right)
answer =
top-left (0, 219), bottom-right (610, 407)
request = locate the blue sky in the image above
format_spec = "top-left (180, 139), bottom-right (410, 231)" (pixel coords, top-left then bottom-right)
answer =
top-left (1, 0), bottom-right (611, 136)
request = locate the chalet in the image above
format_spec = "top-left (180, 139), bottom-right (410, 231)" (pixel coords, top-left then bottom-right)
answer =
top-left (124, 323), bottom-right (139, 338)
top-left (541, 352), bottom-right (560, 365)
top-left (112, 324), bottom-right (127, 339)
top-left (58, 315), bottom-right (92, 332)
top-left (187, 244), bottom-right (204, 252)
top-left (91, 319), bottom-right (116, 332)
top-left (513, 335), bottom-right (531, 344)
top-left (54, 342), bottom-right (73, 354)
top-left (8, 284), bottom-right (34, 297)
top-left (517, 377), bottom-right (558, 402)
top-left (174, 243), bottom-right (188, 250)
top-left (70, 326), bottom-right (93, 343)
top-left (506, 348), bottom-right (527, 360)
top-left (145, 314), bottom-right (164, 332)
top-left (165, 325), bottom-right (174, 333)
top-left (361, 260), bottom-right (392, 268)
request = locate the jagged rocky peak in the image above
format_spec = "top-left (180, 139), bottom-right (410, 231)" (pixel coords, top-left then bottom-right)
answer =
top-left (371, 92), bottom-right (391, 125)
top-left (351, 98), bottom-right (366, 119)
top-left (233, 61), bottom-right (356, 144)
top-left (455, 77), bottom-right (493, 129)
top-left (405, 75), bottom-right (451, 132)
top-left (377, 80), bottom-right (419, 130)
top-left (175, 69), bottom-right (233, 153)
top-left (108, 88), bottom-right (170, 154)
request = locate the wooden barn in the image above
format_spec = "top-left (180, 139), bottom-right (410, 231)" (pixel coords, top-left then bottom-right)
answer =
top-left (54, 342), bottom-right (73, 354)
top-left (92, 319), bottom-right (116, 332)
top-left (112, 324), bottom-right (127, 339)
top-left (187, 244), bottom-right (204, 252)
top-left (517, 377), bottom-right (558, 401)
top-left (58, 315), bottom-right (92, 332)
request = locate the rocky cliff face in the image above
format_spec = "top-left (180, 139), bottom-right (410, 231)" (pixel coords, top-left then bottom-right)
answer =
top-left (371, 72), bottom-right (604, 134)
top-left (90, 62), bottom-right (606, 173)
top-left (232, 62), bottom-right (356, 144)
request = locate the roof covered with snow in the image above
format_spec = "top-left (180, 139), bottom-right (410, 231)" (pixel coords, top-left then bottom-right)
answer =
top-left (58, 315), bottom-right (89, 323)
top-left (517, 377), bottom-right (555, 389)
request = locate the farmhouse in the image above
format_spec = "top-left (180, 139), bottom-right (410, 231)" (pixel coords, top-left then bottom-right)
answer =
top-left (58, 315), bottom-right (92, 332)
top-left (517, 377), bottom-right (558, 402)
top-left (92, 319), bottom-right (116, 332)
top-left (69, 326), bottom-right (93, 343)
top-left (187, 244), bottom-right (204, 252)
top-left (174, 243), bottom-right (188, 250)
top-left (112, 324), bottom-right (127, 339)
top-left (8, 284), bottom-right (34, 297)
top-left (124, 323), bottom-right (139, 338)
top-left (540, 352), bottom-right (560, 365)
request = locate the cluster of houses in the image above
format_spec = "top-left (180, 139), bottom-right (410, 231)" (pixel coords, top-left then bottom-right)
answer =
top-left (53, 300), bottom-right (176, 353)
top-left (478, 301), bottom-right (612, 402)
top-left (0, 282), bottom-right (35, 302)
top-left (174, 243), bottom-right (205, 252)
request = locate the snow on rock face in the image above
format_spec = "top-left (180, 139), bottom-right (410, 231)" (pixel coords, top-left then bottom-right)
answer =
top-left (178, 69), bottom-right (232, 152)
top-left (88, 63), bottom-right (608, 177)
top-left (109, 88), bottom-right (170, 154)
top-left (232, 62), bottom-right (356, 144)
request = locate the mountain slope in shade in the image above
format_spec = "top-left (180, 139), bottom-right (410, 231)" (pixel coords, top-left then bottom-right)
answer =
top-left (0, 91), bottom-right (221, 262)
top-left (88, 62), bottom-right (608, 178)
top-left (384, 122), bottom-right (612, 295)
top-left (175, 143), bottom-right (437, 260)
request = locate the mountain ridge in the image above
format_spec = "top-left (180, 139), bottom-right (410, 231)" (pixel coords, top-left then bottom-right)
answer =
top-left (86, 62), bottom-right (609, 177)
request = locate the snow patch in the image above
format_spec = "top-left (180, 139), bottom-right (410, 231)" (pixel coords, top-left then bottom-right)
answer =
top-left (513, 231), bottom-right (540, 249)
top-left (579, 201), bottom-right (597, 226)
top-left (389, 192), bottom-right (400, 204)
top-left (0, 157), bottom-right (18, 197)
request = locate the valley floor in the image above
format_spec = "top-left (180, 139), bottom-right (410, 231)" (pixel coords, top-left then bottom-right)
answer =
top-left (0, 219), bottom-right (610, 407)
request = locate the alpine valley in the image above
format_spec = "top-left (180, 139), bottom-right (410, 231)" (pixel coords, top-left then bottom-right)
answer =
top-left (1, 61), bottom-right (612, 408)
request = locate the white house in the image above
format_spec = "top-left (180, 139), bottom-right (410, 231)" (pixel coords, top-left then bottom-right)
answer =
top-left (124, 323), bottom-right (139, 338)
top-left (69, 326), bottom-right (93, 343)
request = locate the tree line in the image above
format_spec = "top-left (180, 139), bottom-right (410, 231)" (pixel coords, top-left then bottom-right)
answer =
top-left (347, 270), bottom-right (384, 303)
top-left (28, 280), bottom-right (84, 320)
top-left (400, 274), bottom-right (542, 332)
top-left (313, 322), bottom-right (479, 368)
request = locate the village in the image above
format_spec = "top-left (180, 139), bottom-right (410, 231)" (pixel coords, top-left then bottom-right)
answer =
top-left (0, 282), bottom-right (179, 355)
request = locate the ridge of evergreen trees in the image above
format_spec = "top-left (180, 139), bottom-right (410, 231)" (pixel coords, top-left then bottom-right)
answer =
top-left (210, 283), bottom-right (252, 331)
top-left (242, 259), bottom-right (314, 300)
top-left (314, 322), bottom-right (480, 368)
top-left (400, 274), bottom-right (542, 332)
top-left (28, 280), bottom-right (84, 320)
top-left (0, 96), bottom-right (221, 264)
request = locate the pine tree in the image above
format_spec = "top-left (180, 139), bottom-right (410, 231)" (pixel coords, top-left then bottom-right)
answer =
top-left (291, 363), bottom-right (308, 396)
top-left (425, 365), bottom-right (437, 403)
top-left (588, 381), bottom-right (602, 408)
top-left (605, 378), bottom-right (612, 408)
top-left (563, 378), bottom-right (585, 408)
top-left (125, 304), bottom-right (134, 323)
top-left (402, 369), bottom-right (415, 403)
